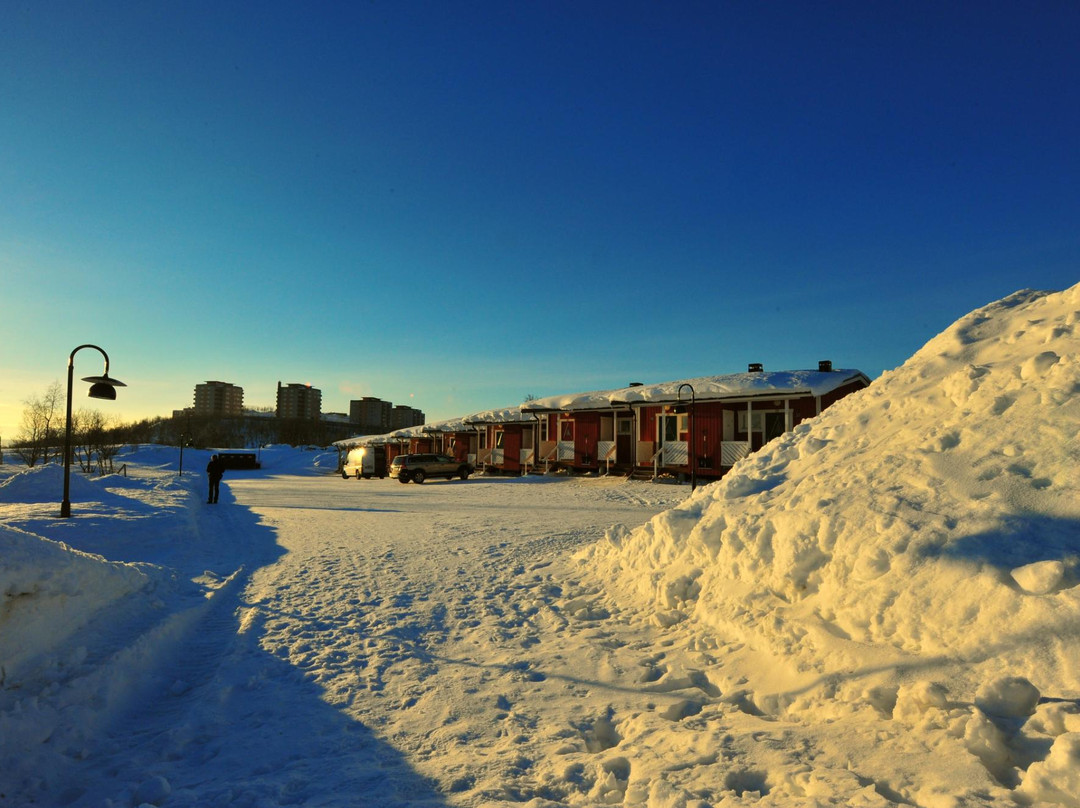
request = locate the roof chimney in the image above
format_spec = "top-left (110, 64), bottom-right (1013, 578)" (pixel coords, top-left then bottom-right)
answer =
top-left (628, 382), bottom-right (643, 387)
top-left (748, 363), bottom-right (763, 373)
top-left (818, 360), bottom-right (833, 372)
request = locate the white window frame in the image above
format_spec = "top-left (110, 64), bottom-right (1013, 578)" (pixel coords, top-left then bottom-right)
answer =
top-left (656, 413), bottom-right (688, 445)
top-left (737, 410), bottom-right (765, 433)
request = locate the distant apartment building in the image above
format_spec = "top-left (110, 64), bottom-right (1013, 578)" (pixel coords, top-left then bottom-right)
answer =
top-left (391, 404), bottom-right (425, 430)
top-left (276, 382), bottom-right (321, 420)
top-left (350, 397), bottom-right (392, 433)
top-left (193, 381), bottom-right (244, 416)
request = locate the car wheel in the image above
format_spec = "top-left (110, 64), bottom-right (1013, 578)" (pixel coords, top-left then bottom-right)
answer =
top-left (397, 473), bottom-right (410, 484)
top-left (355, 470), bottom-right (362, 479)
top-left (459, 467), bottom-right (470, 480)
top-left (341, 470), bottom-right (349, 479)
top-left (413, 470), bottom-right (426, 484)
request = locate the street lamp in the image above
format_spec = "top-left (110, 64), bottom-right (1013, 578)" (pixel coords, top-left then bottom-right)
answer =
top-left (676, 382), bottom-right (696, 491)
top-left (61, 344), bottom-right (126, 518)
top-left (178, 433), bottom-right (190, 476)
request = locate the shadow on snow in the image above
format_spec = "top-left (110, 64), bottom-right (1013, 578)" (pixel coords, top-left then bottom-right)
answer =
top-left (4, 470), bottom-right (449, 808)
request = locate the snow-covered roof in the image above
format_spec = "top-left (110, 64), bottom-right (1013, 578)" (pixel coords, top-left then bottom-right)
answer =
top-left (518, 387), bottom-right (627, 413)
top-left (333, 424), bottom-right (424, 448)
top-left (421, 417), bottom-right (472, 434)
top-left (334, 408), bottom-right (531, 448)
top-left (461, 406), bottom-right (535, 425)
top-left (522, 369), bottom-right (870, 412)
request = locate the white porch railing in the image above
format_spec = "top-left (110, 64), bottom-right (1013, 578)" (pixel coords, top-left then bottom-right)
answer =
top-left (649, 446), bottom-right (663, 478)
top-left (492, 448), bottom-right (505, 465)
top-left (598, 440), bottom-right (616, 473)
top-left (721, 441), bottom-right (751, 466)
top-left (540, 441), bottom-right (557, 471)
top-left (557, 441), bottom-right (575, 461)
top-left (662, 441), bottom-right (688, 466)
top-left (520, 448), bottom-right (534, 474)
top-left (630, 439), bottom-right (757, 480)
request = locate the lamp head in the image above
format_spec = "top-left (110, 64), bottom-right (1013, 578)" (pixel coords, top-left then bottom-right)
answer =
top-left (82, 373), bottom-right (126, 400)
top-left (88, 383), bottom-right (116, 400)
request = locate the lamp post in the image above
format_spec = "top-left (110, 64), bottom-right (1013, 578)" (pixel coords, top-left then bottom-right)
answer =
top-left (61, 344), bottom-right (126, 518)
top-left (178, 433), bottom-right (189, 476)
top-left (677, 382), bottom-right (696, 492)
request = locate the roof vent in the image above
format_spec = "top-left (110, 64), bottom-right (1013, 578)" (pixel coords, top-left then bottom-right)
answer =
top-left (748, 363), bottom-right (763, 373)
top-left (818, 360), bottom-right (833, 372)
top-left (628, 381), bottom-right (643, 387)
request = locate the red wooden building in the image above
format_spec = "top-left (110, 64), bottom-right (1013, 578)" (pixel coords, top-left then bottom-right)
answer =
top-left (421, 417), bottom-right (476, 466)
top-left (335, 362), bottom-right (870, 483)
top-left (522, 363), bottom-right (870, 480)
top-left (463, 407), bottom-right (541, 475)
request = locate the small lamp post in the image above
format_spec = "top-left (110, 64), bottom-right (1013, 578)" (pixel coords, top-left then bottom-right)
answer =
top-left (676, 382), bottom-right (696, 491)
top-left (178, 433), bottom-right (190, 476)
top-left (61, 344), bottom-right (126, 518)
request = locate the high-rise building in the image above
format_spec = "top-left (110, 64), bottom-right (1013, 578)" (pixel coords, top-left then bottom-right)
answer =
top-left (276, 382), bottom-right (321, 420)
top-left (349, 397), bottom-right (392, 433)
top-left (391, 404), bottom-right (425, 430)
top-left (193, 381), bottom-right (244, 416)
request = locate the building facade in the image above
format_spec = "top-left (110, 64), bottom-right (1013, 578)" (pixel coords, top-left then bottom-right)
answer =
top-left (350, 397), bottom-right (393, 433)
top-left (276, 382), bottom-right (322, 420)
top-left (391, 404), bottom-right (425, 430)
top-left (193, 381), bottom-right (244, 417)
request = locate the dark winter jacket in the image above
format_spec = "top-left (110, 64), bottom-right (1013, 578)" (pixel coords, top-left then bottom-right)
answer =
top-left (206, 456), bottom-right (225, 480)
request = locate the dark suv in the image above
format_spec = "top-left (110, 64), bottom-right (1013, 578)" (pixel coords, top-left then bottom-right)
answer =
top-left (389, 453), bottom-right (473, 484)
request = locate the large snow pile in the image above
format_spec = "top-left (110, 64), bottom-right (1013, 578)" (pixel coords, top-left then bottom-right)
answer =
top-left (584, 284), bottom-right (1080, 804)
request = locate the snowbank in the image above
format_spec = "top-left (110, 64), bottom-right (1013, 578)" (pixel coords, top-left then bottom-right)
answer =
top-left (583, 283), bottom-right (1080, 801)
top-left (0, 522), bottom-right (150, 680)
top-left (0, 466), bottom-right (153, 680)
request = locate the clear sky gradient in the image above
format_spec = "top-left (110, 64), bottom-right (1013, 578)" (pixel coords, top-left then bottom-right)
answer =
top-left (2, 2), bottom-right (1077, 439)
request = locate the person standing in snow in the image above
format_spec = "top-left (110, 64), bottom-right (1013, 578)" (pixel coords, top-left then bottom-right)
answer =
top-left (206, 454), bottom-right (225, 504)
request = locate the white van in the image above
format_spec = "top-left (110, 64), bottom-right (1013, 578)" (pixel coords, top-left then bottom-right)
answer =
top-left (341, 445), bottom-right (386, 479)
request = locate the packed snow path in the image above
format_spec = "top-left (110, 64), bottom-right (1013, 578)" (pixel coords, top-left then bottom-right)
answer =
top-left (226, 473), bottom-right (687, 807)
top-left (6, 468), bottom-right (687, 807)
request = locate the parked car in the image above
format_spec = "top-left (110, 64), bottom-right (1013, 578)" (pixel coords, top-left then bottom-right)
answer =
top-left (216, 451), bottom-right (261, 470)
top-left (389, 453), bottom-right (472, 484)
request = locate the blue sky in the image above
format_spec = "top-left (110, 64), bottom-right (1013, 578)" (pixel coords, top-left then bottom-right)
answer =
top-left (2, 1), bottom-right (1077, 438)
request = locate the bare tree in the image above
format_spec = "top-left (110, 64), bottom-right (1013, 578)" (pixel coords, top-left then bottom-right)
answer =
top-left (12, 382), bottom-right (63, 466)
top-left (70, 409), bottom-right (92, 473)
top-left (71, 409), bottom-right (121, 474)
top-left (90, 411), bottom-right (120, 474)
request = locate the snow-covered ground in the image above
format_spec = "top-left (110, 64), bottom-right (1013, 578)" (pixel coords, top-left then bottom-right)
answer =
top-left (2, 283), bottom-right (1079, 807)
